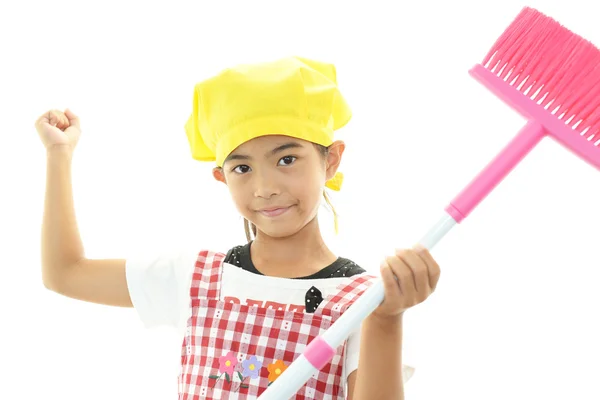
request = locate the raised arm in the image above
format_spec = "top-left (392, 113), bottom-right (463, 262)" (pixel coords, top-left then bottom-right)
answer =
top-left (37, 109), bottom-right (132, 307)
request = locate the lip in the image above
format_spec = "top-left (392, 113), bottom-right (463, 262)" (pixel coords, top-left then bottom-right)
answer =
top-left (257, 206), bottom-right (292, 217)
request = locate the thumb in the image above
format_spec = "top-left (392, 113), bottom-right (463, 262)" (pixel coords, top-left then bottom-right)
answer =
top-left (64, 108), bottom-right (81, 129)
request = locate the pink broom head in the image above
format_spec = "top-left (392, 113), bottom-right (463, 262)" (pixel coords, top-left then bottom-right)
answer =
top-left (470, 6), bottom-right (600, 169)
top-left (445, 7), bottom-right (600, 223)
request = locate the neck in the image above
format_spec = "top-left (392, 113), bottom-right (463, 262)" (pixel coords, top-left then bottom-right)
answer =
top-left (250, 217), bottom-right (337, 278)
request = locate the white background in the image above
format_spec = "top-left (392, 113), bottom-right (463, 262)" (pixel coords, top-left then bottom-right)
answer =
top-left (1, 0), bottom-right (599, 398)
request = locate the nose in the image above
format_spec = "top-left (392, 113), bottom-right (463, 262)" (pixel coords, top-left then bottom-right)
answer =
top-left (253, 168), bottom-right (281, 199)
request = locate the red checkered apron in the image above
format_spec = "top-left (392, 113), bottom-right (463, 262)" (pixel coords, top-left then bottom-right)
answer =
top-left (177, 250), bottom-right (376, 399)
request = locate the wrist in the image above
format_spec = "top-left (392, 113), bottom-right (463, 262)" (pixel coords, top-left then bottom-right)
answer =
top-left (47, 144), bottom-right (73, 160)
top-left (365, 311), bottom-right (403, 330)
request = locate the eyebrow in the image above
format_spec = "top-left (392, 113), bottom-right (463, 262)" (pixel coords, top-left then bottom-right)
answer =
top-left (223, 142), bottom-right (303, 164)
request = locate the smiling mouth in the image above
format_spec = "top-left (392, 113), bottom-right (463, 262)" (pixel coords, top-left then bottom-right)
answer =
top-left (257, 206), bottom-right (292, 217)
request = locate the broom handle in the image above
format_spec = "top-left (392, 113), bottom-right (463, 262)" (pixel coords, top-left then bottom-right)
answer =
top-left (257, 213), bottom-right (456, 400)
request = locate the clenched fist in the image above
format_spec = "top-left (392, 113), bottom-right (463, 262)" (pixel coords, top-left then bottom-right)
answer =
top-left (372, 246), bottom-right (441, 319)
top-left (34, 109), bottom-right (81, 152)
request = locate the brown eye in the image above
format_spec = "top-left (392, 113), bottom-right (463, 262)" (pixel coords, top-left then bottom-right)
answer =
top-left (278, 156), bottom-right (296, 166)
top-left (233, 165), bottom-right (251, 174)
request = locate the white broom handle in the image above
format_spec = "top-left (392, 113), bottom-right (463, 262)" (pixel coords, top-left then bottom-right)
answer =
top-left (257, 212), bottom-right (458, 399)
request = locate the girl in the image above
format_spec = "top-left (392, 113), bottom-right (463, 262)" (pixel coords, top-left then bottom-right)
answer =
top-left (36, 56), bottom-right (441, 399)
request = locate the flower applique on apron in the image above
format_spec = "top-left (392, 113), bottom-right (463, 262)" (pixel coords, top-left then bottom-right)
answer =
top-left (177, 250), bottom-right (376, 399)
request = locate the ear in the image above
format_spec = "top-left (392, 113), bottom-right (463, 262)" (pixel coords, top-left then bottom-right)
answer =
top-left (325, 140), bottom-right (345, 180)
top-left (212, 167), bottom-right (227, 184)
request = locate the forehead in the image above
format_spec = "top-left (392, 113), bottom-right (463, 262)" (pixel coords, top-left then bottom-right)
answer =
top-left (230, 135), bottom-right (309, 153)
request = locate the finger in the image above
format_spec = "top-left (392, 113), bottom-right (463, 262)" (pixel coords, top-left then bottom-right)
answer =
top-left (380, 259), bottom-right (403, 304)
top-left (51, 110), bottom-right (69, 130)
top-left (48, 110), bottom-right (61, 126)
top-left (35, 111), bottom-right (56, 131)
top-left (413, 245), bottom-right (441, 291)
top-left (385, 255), bottom-right (414, 296)
top-left (64, 108), bottom-right (80, 129)
top-left (57, 114), bottom-right (67, 129)
top-left (396, 249), bottom-right (430, 295)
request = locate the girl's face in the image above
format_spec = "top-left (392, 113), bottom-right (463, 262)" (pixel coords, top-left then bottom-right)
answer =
top-left (213, 135), bottom-right (344, 238)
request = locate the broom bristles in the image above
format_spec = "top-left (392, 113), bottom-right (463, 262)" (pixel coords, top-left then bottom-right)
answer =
top-left (482, 7), bottom-right (600, 141)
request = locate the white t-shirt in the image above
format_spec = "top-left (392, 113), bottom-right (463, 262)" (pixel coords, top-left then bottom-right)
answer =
top-left (125, 247), bottom-right (415, 385)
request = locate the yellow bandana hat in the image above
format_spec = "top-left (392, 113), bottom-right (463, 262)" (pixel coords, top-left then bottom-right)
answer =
top-left (184, 56), bottom-right (351, 191)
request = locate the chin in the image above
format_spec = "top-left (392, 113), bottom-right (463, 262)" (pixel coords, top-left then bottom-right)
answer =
top-left (257, 224), bottom-right (301, 239)
top-left (257, 217), bottom-right (318, 238)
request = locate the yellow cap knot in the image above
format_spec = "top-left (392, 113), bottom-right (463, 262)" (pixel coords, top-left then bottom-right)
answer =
top-left (325, 171), bottom-right (344, 191)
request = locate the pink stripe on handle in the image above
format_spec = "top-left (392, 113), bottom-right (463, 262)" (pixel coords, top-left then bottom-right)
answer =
top-left (303, 336), bottom-right (335, 370)
top-left (446, 120), bottom-right (545, 223)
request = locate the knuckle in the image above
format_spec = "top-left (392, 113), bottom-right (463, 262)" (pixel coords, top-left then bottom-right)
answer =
top-left (416, 246), bottom-right (429, 256)
top-left (395, 248), bottom-right (410, 257)
top-left (385, 255), bottom-right (398, 265)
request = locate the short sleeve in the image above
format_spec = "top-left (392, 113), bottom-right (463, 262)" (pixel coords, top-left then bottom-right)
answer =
top-left (344, 327), bottom-right (416, 384)
top-left (344, 327), bottom-right (361, 380)
top-left (125, 248), bottom-right (199, 332)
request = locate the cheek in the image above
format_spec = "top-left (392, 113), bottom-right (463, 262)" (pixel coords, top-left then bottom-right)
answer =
top-left (293, 175), bottom-right (323, 210)
top-left (227, 183), bottom-right (249, 209)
